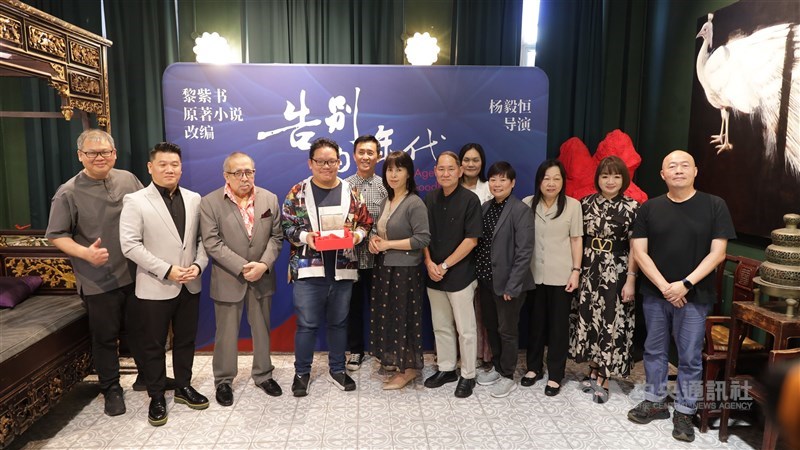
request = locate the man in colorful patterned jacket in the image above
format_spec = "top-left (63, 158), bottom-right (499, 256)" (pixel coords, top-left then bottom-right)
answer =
top-left (281, 137), bottom-right (373, 397)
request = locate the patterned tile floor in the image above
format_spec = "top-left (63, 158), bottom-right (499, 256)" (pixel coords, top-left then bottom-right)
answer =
top-left (9, 353), bottom-right (765, 449)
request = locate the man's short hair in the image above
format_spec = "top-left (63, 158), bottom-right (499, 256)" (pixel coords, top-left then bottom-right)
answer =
top-left (77, 129), bottom-right (114, 151)
top-left (436, 151), bottom-right (460, 166)
top-left (223, 152), bottom-right (254, 172)
top-left (353, 135), bottom-right (380, 153)
top-left (149, 142), bottom-right (182, 161)
top-left (309, 137), bottom-right (340, 160)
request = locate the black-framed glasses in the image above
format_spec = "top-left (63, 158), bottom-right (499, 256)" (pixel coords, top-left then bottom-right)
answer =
top-left (311, 158), bottom-right (340, 168)
top-left (80, 150), bottom-right (114, 159)
top-left (225, 169), bottom-right (256, 180)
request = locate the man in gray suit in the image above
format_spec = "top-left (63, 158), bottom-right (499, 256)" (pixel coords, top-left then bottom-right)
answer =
top-left (200, 152), bottom-right (284, 407)
top-left (120, 142), bottom-right (209, 427)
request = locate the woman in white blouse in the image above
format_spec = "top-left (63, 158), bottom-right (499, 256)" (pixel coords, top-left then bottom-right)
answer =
top-left (521, 159), bottom-right (583, 396)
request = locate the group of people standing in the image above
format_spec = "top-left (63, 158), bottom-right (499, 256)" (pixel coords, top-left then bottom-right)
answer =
top-left (46, 129), bottom-right (735, 443)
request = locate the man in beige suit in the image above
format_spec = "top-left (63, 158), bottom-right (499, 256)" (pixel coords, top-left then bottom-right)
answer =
top-left (200, 152), bottom-right (284, 407)
top-left (120, 142), bottom-right (209, 427)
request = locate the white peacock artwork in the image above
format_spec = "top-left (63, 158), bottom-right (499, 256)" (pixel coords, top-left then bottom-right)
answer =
top-left (695, 12), bottom-right (800, 176)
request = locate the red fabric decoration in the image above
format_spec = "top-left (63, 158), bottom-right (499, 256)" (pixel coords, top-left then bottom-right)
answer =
top-left (557, 137), bottom-right (596, 201)
top-left (557, 129), bottom-right (649, 204)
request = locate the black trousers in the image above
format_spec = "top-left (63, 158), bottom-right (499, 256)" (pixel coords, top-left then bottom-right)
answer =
top-left (526, 284), bottom-right (571, 384)
top-left (347, 268), bottom-right (372, 354)
top-left (138, 286), bottom-right (200, 397)
top-left (82, 283), bottom-right (145, 392)
top-left (478, 281), bottom-right (524, 379)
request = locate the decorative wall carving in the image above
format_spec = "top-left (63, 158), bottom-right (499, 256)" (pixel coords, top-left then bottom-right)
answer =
top-left (4, 256), bottom-right (76, 289)
top-left (0, 13), bottom-right (22, 44)
top-left (48, 62), bottom-right (65, 80)
top-left (27, 24), bottom-right (65, 59)
top-left (70, 98), bottom-right (103, 115)
top-left (1, 0), bottom-right (113, 131)
top-left (69, 71), bottom-right (100, 96)
top-left (69, 41), bottom-right (99, 69)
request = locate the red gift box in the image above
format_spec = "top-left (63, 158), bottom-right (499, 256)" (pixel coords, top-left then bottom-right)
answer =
top-left (315, 228), bottom-right (354, 251)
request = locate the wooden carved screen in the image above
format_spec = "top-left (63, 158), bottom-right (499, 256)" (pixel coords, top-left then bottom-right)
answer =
top-left (0, 0), bottom-right (112, 131)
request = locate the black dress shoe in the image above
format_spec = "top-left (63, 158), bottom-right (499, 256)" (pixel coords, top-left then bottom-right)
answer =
top-left (257, 379), bottom-right (283, 397)
top-left (520, 372), bottom-right (544, 387)
top-left (174, 386), bottom-right (209, 410)
top-left (148, 395), bottom-right (168, 427)
top-left (544, 383), bottom-right (561, 397)
top-left (216, 383), bottom-right (233, 406)
top-left (104, 385), bottom-right (126, 416)
top-left (454, 377), bottom-right (476, 398)
top-left (423, 370), bottom-right (458, 388)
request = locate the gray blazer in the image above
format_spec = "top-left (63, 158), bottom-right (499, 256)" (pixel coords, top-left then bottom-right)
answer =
top-left (199, 186), bottom-right (283, 302)
top-left (120, 183), bottom-right (208, 300)
top-left (378, 194), bottom-right (431, 266)
top-left (481, 194), bottom-right (535, 298)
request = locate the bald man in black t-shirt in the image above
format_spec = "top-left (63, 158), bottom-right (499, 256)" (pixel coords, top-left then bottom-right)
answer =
top-left (627, 150), bottom-right (736, 443)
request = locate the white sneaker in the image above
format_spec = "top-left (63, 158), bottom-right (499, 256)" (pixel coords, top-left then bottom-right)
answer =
top-left (476, 367), bottom-right (501, 386)
top-left (346, 353), bottom-right (364, 371)
top-left (489, 377), bottom-right (517, 398)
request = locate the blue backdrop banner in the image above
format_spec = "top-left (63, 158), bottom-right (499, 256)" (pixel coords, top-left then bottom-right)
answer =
top-left (162, 63), bottom-right (549, 350)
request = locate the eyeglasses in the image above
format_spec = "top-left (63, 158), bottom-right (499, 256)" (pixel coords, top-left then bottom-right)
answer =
top-left (311, 159), bottom-right (340, 168)
top-left (80, 150), bottom-right (114, 159)
top-left (226, 169), bottom-right (256, 179)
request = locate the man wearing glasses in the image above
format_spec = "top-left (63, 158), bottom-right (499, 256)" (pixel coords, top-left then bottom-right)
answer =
top-left (46, 129), bottom-right (146, 417)
top-left (281, 137), bottom-right (373, 396)
top-left (199, 152), bottom-right (284, 407)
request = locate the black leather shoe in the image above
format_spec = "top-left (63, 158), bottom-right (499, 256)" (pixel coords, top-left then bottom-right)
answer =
top-left (257, 379), bottom-right (283, 397)
top-left (454, 377), bottom-right (476, 398)
top-left (292, 373), bottom-right (311, 397)
top-left (103, 385), bottom-right (126, 416)
top-left (148, 395), bottom-right (167, 427)
top-left (133, 376), bottom-right (176, 392)
top-left (423, 370), bottom-right (458, 388)
top-left (544, 383), bottom-right (561, 397)
top-left (174, 386), bottom-right (209, 410)
top-left (520, 371), bottom-right (544, 387)
top-left (216, 383), bottom-right (233, 407)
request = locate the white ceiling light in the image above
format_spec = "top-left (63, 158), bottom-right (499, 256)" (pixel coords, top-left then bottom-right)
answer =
top-left (405, 32), bottom-right (440, 66)
top-left (193, 32), bottom-right (235, 64)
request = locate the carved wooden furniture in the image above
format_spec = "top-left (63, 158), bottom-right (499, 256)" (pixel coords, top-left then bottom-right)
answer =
top-left (0, 0), bottom-right (112, 131)
top-left (0, 230), bottom-right (90, 449)
top-left (699, 255), bottom-right (766, 432)
top-left (719, 300), bottom-right (800, 448)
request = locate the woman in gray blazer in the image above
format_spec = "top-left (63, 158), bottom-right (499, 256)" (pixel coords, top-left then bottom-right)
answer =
top-left (368, 151), bottom-right (431, 390)
top-left (473, 162), bottom-right (535, 398)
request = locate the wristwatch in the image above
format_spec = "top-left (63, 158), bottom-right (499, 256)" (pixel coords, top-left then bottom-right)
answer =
top-left (682, 278), bottom-right (694, 290)
top-left (441, 261), bottom-right (449, 270)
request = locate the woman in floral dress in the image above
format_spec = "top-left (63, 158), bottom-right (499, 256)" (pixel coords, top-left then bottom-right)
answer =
top-left (570, 156), bottom-right (639, 403)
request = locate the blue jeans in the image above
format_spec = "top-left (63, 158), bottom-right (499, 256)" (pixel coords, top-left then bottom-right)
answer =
top-left (642, 295), bottom-right (711, 414)
top-left (293, 277), bottom-right (354, 375)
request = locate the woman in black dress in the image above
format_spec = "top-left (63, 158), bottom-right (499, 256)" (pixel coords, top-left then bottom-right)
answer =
top-left (569, 156), bottom-right (640, 403)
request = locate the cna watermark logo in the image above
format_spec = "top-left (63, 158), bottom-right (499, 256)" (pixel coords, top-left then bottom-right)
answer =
top-left (696, 379), bottom-right (754, 411)
top-left (632, 380), bottom-right (754, 411)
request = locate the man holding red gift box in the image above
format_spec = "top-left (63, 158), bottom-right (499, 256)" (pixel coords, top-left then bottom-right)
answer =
top-left (281, 137), bottom-right (373, 397)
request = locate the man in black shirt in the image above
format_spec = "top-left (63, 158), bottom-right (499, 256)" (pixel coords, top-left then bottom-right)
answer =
top-left (120, 142), bottom-right (209, 427)
top-left (423, 151), bottom-right (483, 398)
top-left (627, 150), bottom-right (736, 443)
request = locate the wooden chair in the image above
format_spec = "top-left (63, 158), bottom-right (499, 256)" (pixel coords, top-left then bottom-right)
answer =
top-left (728, 349), bottom-right (800, 450)
top-left (699, 255), bottom-right (766, 433)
